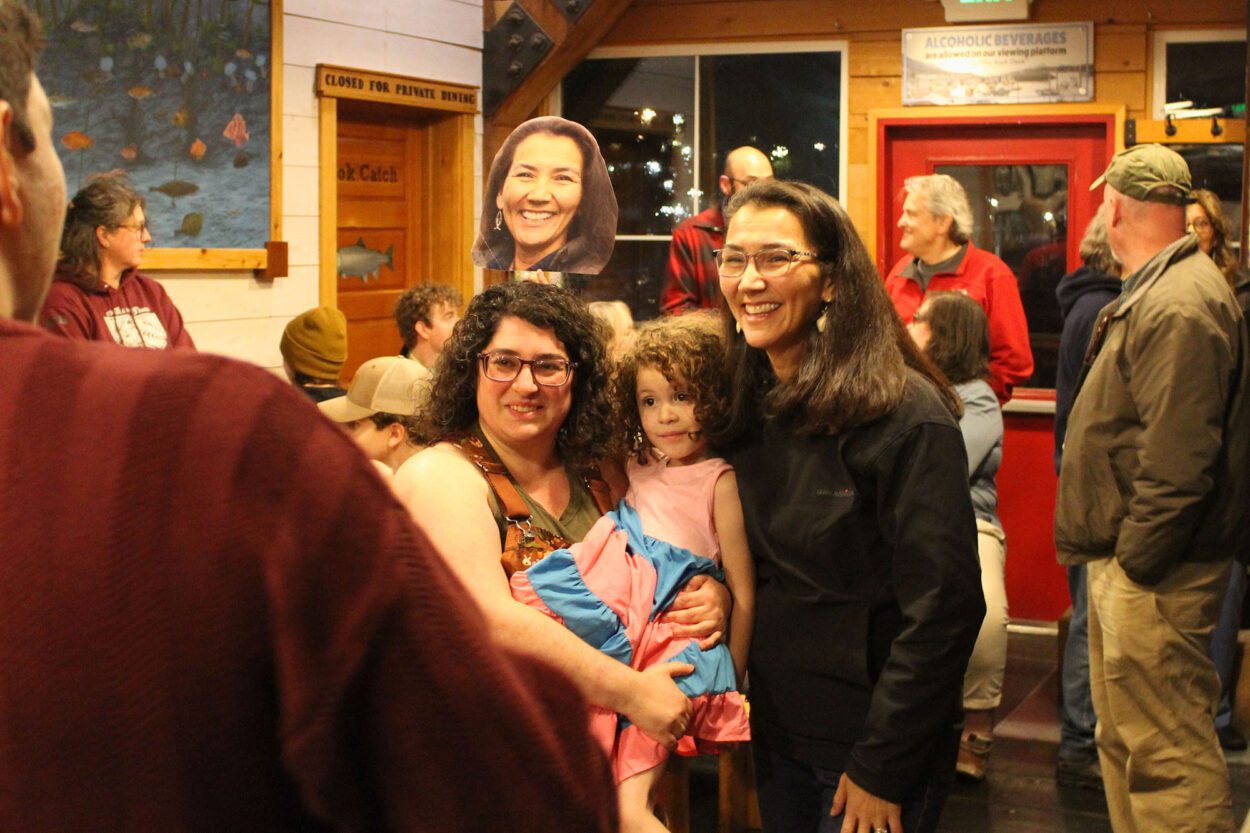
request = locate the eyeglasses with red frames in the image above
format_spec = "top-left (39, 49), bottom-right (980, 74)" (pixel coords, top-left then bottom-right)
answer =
top-left (477, 351), bottom-right (576, 387)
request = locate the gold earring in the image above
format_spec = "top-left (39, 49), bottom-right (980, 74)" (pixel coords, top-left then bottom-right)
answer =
top-left (735, 318), bottom-right (742, 334)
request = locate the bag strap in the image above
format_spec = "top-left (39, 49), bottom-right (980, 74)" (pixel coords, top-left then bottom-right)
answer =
top-left (447, 433), bottom-right (531, 521)
top-left (449, 431), bottom-right (614, 518)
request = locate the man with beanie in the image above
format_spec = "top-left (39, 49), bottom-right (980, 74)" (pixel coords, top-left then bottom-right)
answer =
top-left (1056, 144), bottom-right (1250, 832)
top-left (281, 305), bottom-right (348, 402)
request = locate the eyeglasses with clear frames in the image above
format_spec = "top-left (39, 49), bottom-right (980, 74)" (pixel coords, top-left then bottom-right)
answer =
top-left (478, 351), bottom-right (576, 387)
top-left (715, 247), bottom-right (819, 279)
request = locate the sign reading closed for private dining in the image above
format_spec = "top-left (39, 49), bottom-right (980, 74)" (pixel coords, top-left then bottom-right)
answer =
top-left (315, 64), bottom-right (478, 114)
top-left (902, 21), bottom-right (1093, 106)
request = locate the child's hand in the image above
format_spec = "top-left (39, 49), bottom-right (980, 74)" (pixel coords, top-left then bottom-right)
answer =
top-left (659, 574), bottom-right (730, 649)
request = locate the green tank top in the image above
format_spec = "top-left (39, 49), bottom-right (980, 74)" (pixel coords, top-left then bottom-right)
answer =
top-left (473, 424), bottom-right (602, 546)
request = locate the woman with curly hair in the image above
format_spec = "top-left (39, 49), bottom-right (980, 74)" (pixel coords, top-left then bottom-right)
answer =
top-left (471, 117), bottom-right (618, 274)
top-left (712, 180), bottom-right (984, 833)
top-left (395, 282), bottom-right (730, 817)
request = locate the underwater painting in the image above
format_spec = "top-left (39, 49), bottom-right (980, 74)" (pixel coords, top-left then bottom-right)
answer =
top-left (34, 0), bottom-right (272, 250)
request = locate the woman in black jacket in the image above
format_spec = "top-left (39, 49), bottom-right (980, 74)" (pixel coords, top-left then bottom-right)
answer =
top-left (711, 180), bottom-right (985, 833)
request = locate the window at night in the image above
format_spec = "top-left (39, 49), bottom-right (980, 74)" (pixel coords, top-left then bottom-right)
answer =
top-left (562, 45), bottom-right (846, 318)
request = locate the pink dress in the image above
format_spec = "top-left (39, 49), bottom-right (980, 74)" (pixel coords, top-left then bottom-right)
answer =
top-left (510, 455), bottom-right (750, 783)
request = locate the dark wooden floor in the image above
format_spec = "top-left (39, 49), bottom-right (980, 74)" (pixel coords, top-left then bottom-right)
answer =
top-left (685, 629), bottom-right (1250, 832)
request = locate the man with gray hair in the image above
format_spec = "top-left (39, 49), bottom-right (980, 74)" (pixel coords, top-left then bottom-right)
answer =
top-left (885, 173), bottom-right (1034, 403)
top-left (1056, 144), bottom-right (1250, 832)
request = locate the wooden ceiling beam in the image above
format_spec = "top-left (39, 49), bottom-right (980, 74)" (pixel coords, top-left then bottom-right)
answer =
top-left (488, 0), bottom-right (635, 131)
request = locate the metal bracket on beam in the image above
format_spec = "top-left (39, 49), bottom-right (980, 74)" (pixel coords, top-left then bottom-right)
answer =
top-left (483, 3), bottom-right (553, 119)
top-left (555, 0), bottom-right (594, 23)
top-left (1124, 118), bottom-right (1136, 147)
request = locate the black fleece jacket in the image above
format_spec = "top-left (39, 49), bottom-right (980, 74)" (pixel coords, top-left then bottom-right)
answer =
top-left (725, 372), bottom-right (984, 803)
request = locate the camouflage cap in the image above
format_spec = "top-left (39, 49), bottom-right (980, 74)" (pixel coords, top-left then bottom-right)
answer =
top-left (1090, 144), bottom-right (1194, 205)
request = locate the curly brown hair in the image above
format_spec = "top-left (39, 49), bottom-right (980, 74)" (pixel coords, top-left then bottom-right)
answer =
top-left (611, 312), bottom-right (729, 463)
top-left (414, 281), bottom-right (613, 466)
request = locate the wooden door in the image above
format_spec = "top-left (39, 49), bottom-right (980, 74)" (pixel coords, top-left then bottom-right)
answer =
top-left (876, 111), bottom-right (1117, 621)
top-left (335, 119), bottom-right (426, 380)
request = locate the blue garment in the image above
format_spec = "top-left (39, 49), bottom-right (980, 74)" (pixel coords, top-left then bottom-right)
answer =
top-left (1059, 564), bottom-right (1098, 761)
top-left (1053, 264), bottom-right (1119, 761)
top-left (1213, 562), bottom-right (1248, 730)
top-left (518, 502), bottom-right (738, 702)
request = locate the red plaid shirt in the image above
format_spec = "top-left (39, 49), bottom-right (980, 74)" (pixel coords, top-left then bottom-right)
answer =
top-left (661, 206), bottom-right (725, 314)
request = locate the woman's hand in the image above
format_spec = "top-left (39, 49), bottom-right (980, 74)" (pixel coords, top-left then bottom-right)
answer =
top-left (831, 773), bottom-right (903, 833)
top-left (658, 573), bottom-right (731, 649)
top-left (622, 662), bottom-right (695, 748)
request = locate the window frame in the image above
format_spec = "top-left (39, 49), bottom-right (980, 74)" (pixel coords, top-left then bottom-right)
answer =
top-left (1151, 28), bottom-right (1246, 120)
top-left (562, 39), bottom-right (851, 249)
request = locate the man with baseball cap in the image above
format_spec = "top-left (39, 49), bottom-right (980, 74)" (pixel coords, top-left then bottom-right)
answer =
top-left (1055, 143), bottom-right (1250, 832)
top-left (319, 355), bottom-right (429, 472)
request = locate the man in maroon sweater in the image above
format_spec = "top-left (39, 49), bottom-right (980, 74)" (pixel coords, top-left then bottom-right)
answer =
top-left (0, 4), bottom-right (616, 831)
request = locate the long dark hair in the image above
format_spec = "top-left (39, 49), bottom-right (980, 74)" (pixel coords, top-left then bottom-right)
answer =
top-left (712, 180), bottom-right (959, 444)
top-left (58, 172), bottom-right (146, 290)
top-left (919, 291), bottom-right (990, 386)
top-left (471, 117), bottom-right (617, 274)
top-left (1191, 188), bottom-right (1238, 286)
top-left (416, 281), bottom-right (613, 466)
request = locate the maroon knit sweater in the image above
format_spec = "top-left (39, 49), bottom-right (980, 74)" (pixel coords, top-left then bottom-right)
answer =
top-left (0, 319), bottom-right (616, 832)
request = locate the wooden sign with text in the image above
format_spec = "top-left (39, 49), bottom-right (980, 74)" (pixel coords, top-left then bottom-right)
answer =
top-left (316, 64), bottom-right (478, 114)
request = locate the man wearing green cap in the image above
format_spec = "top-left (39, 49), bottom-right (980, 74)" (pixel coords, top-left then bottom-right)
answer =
top-left (1055, 144), bottom-right (1250, 832)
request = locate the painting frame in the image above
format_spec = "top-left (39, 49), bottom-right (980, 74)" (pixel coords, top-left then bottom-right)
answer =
top-left (39, 0), bottom-right (283, 274)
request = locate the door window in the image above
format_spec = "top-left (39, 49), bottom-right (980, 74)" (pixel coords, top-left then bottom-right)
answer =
top-left (937, 164), bottom-right (1068, 389)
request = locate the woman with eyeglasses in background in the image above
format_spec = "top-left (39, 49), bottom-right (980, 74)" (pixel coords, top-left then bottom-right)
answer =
top-left (1187, 189), bottom-right (1250, 754)
top-left (711, 179), bottom-right (984, 833)
top-left (39, 171), bottom-right (193, 349)
top-left (1188, 188), bottom-right (1249, 310)
top-left (396, 281), bottom-right (731, 805)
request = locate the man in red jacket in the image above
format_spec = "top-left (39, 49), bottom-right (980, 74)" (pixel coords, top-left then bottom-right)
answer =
top-left (885, 174), bottom-right (1034, 403)
top-left (0, 4), bottom-right (616, 831)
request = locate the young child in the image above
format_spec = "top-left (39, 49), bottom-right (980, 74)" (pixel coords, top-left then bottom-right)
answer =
top-left (510, 315), bottom-right (753, 833)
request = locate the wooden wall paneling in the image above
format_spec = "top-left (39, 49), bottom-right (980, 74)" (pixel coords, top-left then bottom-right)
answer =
top-left (604, 1), bottom-right (945, 45)
top-left (318, 96), bottom-right (338, 306)
top-left (407, 127), bottom-right (427, 295)
top-left (1095, 72), bottom-right (1147, 114)
top-left (849, 76), bottom-right (901, 115)
top-left (1134, 119), bottom-right (1247, 145)
top-left (1094, 26), bottom-right (1148, 73)
top-left (847, 126), bottom-right (869, 167)
top-left (425, 113), bottom-right (477, 303)
top-left (848, 38), bottom-right (903, 79)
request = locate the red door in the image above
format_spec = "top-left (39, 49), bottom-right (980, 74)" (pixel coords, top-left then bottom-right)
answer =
top-left (876, 112), bottom-right (1117, 621)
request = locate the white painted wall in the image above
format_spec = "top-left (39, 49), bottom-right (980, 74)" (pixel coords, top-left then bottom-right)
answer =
top-left (160, 0), bottom-right (483, 371)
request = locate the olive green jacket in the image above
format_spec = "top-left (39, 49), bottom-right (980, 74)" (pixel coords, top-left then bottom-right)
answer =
top-left (1055, 234), bottom-right (1250, 585)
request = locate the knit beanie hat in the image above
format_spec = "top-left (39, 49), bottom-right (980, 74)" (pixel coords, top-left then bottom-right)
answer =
top-left (281, 306), bottom-right (348, 380)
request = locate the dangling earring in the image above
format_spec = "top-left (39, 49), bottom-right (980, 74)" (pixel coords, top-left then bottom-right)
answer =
top-left (816, 302), bottom-right (830, 334)
top-left (735, 318), bottom-right (742, 334)
top-left (494, 210), bottom-right (502, 231)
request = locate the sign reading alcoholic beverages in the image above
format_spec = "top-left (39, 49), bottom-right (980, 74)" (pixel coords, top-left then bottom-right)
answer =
top-left (902, 21), bottom-right (1093, 106)
top-left (316, 65), bottom-right (478, 114)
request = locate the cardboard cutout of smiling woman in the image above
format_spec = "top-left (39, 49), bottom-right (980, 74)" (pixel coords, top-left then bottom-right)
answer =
top-left (473, 117), bottom-right (618, 276)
